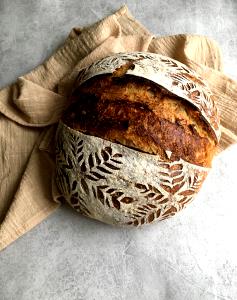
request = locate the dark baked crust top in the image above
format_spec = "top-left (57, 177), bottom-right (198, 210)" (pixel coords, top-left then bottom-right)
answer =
top-left (62, 74), bottom-right (217, 167)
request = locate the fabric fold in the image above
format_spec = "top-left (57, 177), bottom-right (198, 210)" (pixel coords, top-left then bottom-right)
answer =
top-left (0, 140), bottom-right (59, 249)
top-left (14, 78), bottom-right (66, 126)
top-left (149, 34), bottom-right (223, 71)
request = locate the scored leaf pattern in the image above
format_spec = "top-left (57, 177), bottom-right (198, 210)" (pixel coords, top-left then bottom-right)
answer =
top-left (135, 183), bottom-right (164, 201)
top-left (158, 162), bottom-right (185, 195)
top-left (80, 146), bottom-right (123, 181)
top-left (68, 181), bottom-right (91, 217)
top-left (125, 162), bottom-right (208, 226)
top-left (177, 171), bottom-right (207, 209)
top-left (55, 123), bottom-right (209, 226)
top-left (56, 126), bottom-right (129, 213)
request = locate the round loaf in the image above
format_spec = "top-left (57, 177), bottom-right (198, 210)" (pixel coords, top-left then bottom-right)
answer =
top-left (55, 52), bottom-right (220, 226)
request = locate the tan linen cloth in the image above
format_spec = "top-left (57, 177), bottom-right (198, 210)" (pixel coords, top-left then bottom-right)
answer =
top-left (1, 5), bottom-right (237, 251)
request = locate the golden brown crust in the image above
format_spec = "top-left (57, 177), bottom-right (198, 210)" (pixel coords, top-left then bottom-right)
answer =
top-left (62, 75), bottom-right (217, 167)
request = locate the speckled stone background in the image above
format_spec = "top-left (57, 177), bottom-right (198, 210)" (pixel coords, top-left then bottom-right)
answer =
top-left (1, 1), bottom-right (237, 300)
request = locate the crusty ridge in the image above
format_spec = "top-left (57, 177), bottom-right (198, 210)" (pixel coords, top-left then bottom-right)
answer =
top-left (62, 74), bottom-right (216, 167)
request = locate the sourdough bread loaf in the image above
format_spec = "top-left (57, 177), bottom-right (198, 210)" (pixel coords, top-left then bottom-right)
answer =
top-left (55, 52), bottom-right (220, 226)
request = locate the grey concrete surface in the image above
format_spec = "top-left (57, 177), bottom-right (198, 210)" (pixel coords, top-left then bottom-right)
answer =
top-left (1, 1), bottom-right (237, 300)
top-left (1, 0), bottom-right (237, 89)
